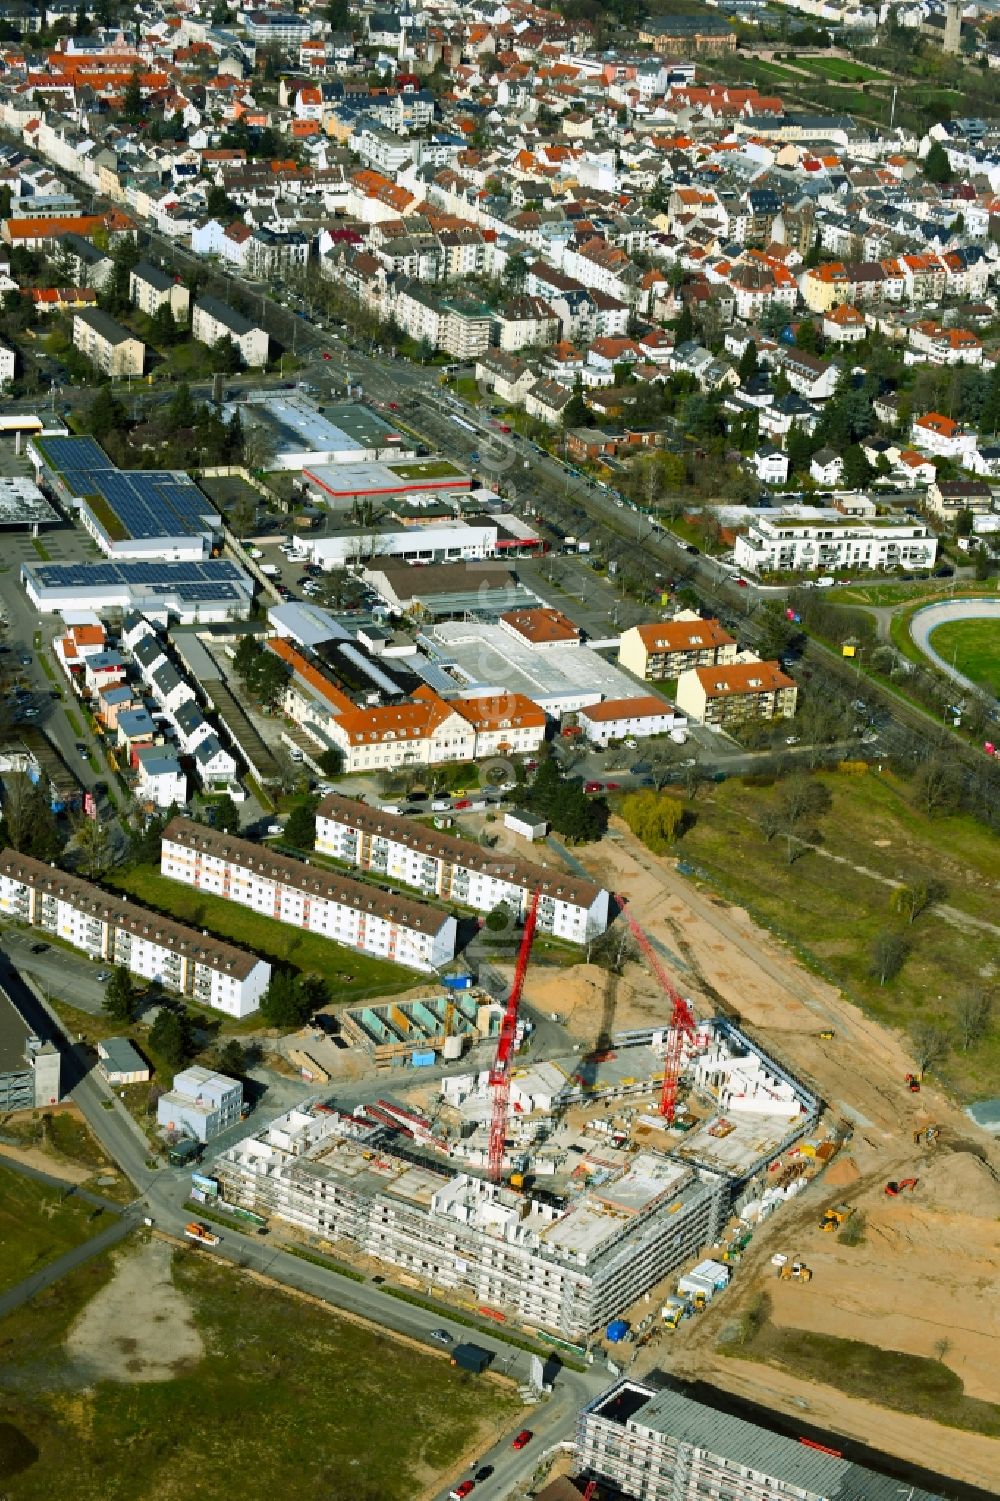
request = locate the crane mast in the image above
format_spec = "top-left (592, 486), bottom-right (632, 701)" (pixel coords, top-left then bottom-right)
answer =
top-left (617, 897), bottom-right (697, 1121)
top-left (487, 889), bottom-right (540, 1182)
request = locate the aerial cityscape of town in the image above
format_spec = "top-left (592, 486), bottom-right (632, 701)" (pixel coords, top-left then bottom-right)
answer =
top-left (0, 0), bottom-right (998, 1495)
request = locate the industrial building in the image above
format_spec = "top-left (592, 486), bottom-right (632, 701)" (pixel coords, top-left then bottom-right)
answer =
top-left (0, 476), bottom-right (59, 531)
top-left (0, 850), bottom-right (271, 1017)
top-left (427, 620), bottom-right (653, 720)
top-left (316, 794), bottom-right (611, 943)
top-left (160, 816), bottom-right (458, 972)
top-left (0, 982), bottom-right (60, 1110)
top-left (28, 436), bottom-right (219, 561)
top-left (20, 558), bottom-right (254, 624)
top-left (214, 1021), bottom-right (816, 1339)
top-left (228, 394), bottom-right (416, 470)
top-left (576, 1379), bottom-right (947, 1501)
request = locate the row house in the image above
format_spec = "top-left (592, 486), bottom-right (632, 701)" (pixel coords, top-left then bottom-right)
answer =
top-left (314, 794), bottom-right (610, 944)
top-left (160, 817), bottom-right (457, 973)
top-left (0, 850), bottom-right (269, 1017)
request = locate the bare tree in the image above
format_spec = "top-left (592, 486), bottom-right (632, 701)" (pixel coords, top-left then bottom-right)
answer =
top-left (587, 924), bottom-right (639, 974)
top-left (869, 931), bottom-right (910, 987)
top-left (910, 1020), bottom-right (950, 1075)
top-left (954, 989), bottom-right (993, 1052)
top-left (771, 774), bottom-right (832, 865)
top-left (912, 754), bottom-right (963, 816)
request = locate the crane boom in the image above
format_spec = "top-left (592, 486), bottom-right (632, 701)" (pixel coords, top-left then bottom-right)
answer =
top-left (617, 897), bottom-right (696, 1121)
top-left (487, 889), bottom-right (540, 1182)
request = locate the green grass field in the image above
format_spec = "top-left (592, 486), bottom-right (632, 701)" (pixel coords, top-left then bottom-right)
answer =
top-left (0, 1246), bottom-right (519, 1501)
top-left (793, 55), bottom-right (888, 82)
top-left (107, 864), bottom-right (420, 1002)
top-left (725, 1316), bottom-right (1000, 1437)
top-left (928, 618), bottom-right (1000, 697)
top-left (0, 1164), bottom-right (101, 1293)
top-left (674, 769), bottom-right (1000, 1098)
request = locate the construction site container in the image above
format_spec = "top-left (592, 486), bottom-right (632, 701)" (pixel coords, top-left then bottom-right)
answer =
top-left (442, 1035), bottom-right (464, 1061)
top-left (677, 1272), bottom-right (716, 1303)
top-left (411, 1050), bottom-right (435, 1068)
top-left (451, 1343), bottom-right (493, 1374)
top-left (690, 1259), bottom-right (730, 1290)
top-left (442, 975), bottom-right (473, 991)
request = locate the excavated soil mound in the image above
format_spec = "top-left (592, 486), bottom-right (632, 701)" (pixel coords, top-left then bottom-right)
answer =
top-left (917, 1152), bottom-right (1000, 1217)
top-left (822, 1154), bottom-right (861, 1190)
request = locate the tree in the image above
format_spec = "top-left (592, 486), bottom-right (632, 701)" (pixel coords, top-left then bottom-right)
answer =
top-left (73, 814), bottom-right (113, 879)
top-left (233, 636), bottom-right (290, 709)
top-left (795, 320), bottom-right (820, 354)
top-left (168, 382), bottom-right (196, 430)
top-left (954, 989), bottom-right (992, 1051)
top-left (674, 301), bottom-right (695, 344)
top-left (869, 931), bottom-right (910, 986)
top-left (786, 422), bottom-right (812, 475)
top-left (149, 1006), bottom-right (192, 1067)
top-left (842, 443), bottom-right (872, 490)
top-left (620, 789), bottom-right (687, 852)
top-left (524, 757), bottom-right (608, 842)
top-left (326, 0), bottom-right (350, 27)
top-left (737, 340), bottom-right (758, 384)
top-left (2, 774), bottom-right (63, 861)
top-left (205, 184), bottom-right (237, 220)
top-left (889, 878), bottom-right (944, 926)
top-left (587, 923), bottom-right (638, 974)
top-left (85, 384), bottom-right (127, 441)
top-left (103, 965), bottom-right (137, 1024)
top-left (484, 900), bottom-right (514, 933)
top-left (152, 301), bottom-right (180, 347)
top-left (283, 797), bottom-right (318, 849)
top-left (216, 1038), bottom-right (247, 1078)
top-left (910, 1020), bottom-right (949, 1075)
top-left (503, 253), bottom-right (528, 295)
top-left (259, 970), bottom-right (323, 1029)
top-left (122, 68), bottom-right (144, 125)
top-left (924, 139), bottom-right (952, 184)
top-left (912, 753), bottom-right (963, 815)
top-left (769, 774), bottom-right (832, 864)
top-left (316, 747), bottom-right (344, 777)
top-left (213, 794), bottom-right (240, 836)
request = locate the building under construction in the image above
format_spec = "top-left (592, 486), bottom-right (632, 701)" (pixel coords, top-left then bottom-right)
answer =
top-left (339, 987), bottom-right (499, 1066)
top-left (212, 1021), bottom-right (817, 1341)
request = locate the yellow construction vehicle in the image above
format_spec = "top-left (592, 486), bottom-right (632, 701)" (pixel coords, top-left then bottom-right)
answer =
top-left (913, 1124), bottom-right (941, 1147)
top-left (818, 1029), bottom-right (835, 1041)
top-left (781, 1257), bottom-right (812, 1283)
top-left (819, 1204), bottom-right (852, 1232)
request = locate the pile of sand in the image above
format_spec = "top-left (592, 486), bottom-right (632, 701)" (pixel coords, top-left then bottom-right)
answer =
top-left (822, 1154), bottom-right (861, 1190)
top-left (916, 1152), bottom-right (1000, 1218)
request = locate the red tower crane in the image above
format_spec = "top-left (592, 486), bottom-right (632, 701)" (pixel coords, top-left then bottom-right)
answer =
top-left (617, 896), bottom-right (697, 1122)
top-left (487, 889), bottom-right (541, 1183)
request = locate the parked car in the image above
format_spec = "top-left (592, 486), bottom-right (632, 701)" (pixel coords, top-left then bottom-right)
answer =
top-left (430, 1328), bottom-right (452, 1344)
top-left (584, 781), bottom-right (603, 793)
top-left (449, 1484), bottom-right (474, 1501)
top-left (474, 1467), bottom-right (494, 1483)
top-left (96, 970), bottom-right (111, 982)
top-left (512, 1430), bottom-right (533, 1450)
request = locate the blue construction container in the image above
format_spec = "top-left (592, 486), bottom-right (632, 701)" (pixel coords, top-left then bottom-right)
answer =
top-left (411, 1050), bottom-right (435, 1067)
top-left (442, 974), bottom-right (473, 991)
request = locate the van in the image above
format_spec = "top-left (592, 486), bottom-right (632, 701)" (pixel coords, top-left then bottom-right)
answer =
top-left (815, 576), bottom-right (835, 588)
top-left (260, 563), bottom-right (280, 578)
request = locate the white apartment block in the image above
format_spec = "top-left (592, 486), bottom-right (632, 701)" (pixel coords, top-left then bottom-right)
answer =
top-left (215, 1103), bottom-right (728, 1340)
top-left (192, 296), bottom-right (269, 368)
top-left (0, 340), bottom-right (15, 386)
top-left (0, 850), bottom-right (269, 1017)
top-left (161, 816), bottom-right (457, 972)
top-left (315, 794), bottom-right (611, 943)
top-left (735, 512), bottom-right (937, 575)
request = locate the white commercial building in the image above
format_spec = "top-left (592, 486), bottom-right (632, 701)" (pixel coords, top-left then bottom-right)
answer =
top-left (0, 850), bottom-right (269, 1017)
top-left (316, 793), bottom-right (611, 943)
top-left (576, 695), bottom-right (683, 747)
top-left (735, 512), bottom-right (938, 575)
top-left (20, 559), bottom-right (254, 624)
top-left (161, 816), bottom-right (457, 972)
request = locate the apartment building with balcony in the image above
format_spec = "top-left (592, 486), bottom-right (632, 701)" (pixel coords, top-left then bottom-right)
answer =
top-left (576, 1380), bottom-right (945, 1501)
top-left (215, 1104), bottom-right (727, 1340)
top-left (0, 850), bottom-right (269, 1017)
top-left (72, 307), bottom-right (144, 377)
top-left (675, 660), bottom-right (798, 728)
top-left (314, 794), bottom-right (611, 943)
top-left (618, 613), bottom-right (737, 681)
top-left (734, 513), bottom-right (937, 576)
top-left (160, 817), bottom-right (457, 972)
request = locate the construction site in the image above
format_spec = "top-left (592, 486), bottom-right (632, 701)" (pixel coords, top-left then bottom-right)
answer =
top-left (338, 985), bottom-right (499, 1066)
top-left (214, 892), bottom-right (822, 1344)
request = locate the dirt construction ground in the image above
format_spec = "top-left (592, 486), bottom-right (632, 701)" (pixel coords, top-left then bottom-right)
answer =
top-left (528, 822), bottom-right (1000, 1490)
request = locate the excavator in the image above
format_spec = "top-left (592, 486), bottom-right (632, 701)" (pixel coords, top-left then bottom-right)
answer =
top-left (904, 1074), bottom-right (921, 1093)
top-left (780, 1256), bottom-right (813, 1283)
top-left (913, 1124), bottom-right (941, 1147)
top-left (819, 1204), bottom-right (852, 1233)
top-left (884, 1178), bottom-right (919, 1197)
